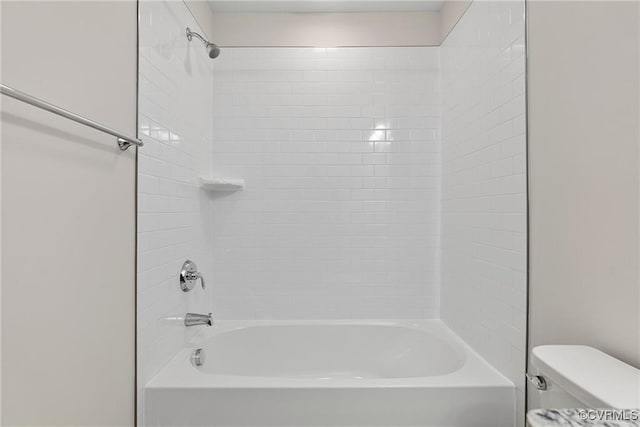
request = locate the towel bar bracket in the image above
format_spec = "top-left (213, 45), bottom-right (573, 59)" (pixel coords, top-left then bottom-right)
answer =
top-left (118, 138), bottom-right (136, 151)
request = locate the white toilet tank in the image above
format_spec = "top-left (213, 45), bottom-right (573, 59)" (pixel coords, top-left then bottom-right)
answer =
top-left (531, 345), bottom-right (640, 409)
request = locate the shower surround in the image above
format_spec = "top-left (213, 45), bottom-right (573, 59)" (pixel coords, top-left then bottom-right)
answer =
top-left (210, 47), bottom-right (442, 319)
top-left (138, 1), bottom-right (528, 425)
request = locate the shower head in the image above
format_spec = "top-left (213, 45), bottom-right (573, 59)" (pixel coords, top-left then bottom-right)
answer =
top-left (206, 42), bottom-right (221, 59)
top-left (186, 27), bottom-right (221, 59)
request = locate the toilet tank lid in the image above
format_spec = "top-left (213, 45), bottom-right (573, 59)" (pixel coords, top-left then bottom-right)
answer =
top-left (532, 345), bottom-right (640, 409)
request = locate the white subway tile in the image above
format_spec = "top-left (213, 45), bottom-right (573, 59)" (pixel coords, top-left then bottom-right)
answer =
top-left (137, 1), bottom-right (214, 423)
top-left (212, 47), bottom-right (441, 320)
top-left (441, 2), bottom-right (526, 422)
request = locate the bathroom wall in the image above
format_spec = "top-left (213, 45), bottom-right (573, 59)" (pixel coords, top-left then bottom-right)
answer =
top-left (187, 0), bottom-right (472, 47)
top-left (440, 0), bottom-right (527, 423)
top-left (203, 12), bottom-right (442, 47)
top-left (1, 1), bottom-right (136, 425)
top-left (440, 1), bottom-right (472, 41)
top-left (527, 0), bottom-right (640, 391)
top-left (137, 0), bottom-right (213, 423)
top-left (211, 47), bottom-right (441, 319)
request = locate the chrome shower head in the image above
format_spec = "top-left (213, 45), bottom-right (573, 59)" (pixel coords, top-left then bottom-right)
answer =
top-left (186, 27), bottom-right (221, 59)
top-left (206, 43), bottom-right (221, 59)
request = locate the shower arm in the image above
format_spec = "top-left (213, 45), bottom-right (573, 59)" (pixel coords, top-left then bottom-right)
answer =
top-left (186, 27), bottom-right (221, 59)
top-left (186, 28), bottom-right (208, 46)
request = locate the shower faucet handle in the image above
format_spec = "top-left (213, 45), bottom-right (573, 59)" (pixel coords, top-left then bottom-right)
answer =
top-left (179, 260), bottom-right (205, 292)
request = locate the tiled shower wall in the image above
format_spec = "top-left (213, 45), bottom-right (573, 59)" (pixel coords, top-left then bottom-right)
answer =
top-left (211, 47), bottom-right (442, 319)
top-left (137, 3), bottom-right (529, 423)
top-left (137, 1), bottom-right (213, 423)
top-left (441, 0), bottom-right (527, 423)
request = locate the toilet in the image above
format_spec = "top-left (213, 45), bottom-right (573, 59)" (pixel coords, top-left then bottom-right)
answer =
top-left (531, 345), bottom-right (640, 409)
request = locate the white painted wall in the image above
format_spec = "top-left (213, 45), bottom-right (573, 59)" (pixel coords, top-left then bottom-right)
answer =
top-left (137, 0), bottom-right (214, 424)
top-left (211, 47), bottom-right (441, 319)
top-left (206, 1), bottom-right (445, 13)
top-left (204, 12), bottom-right (442, 47)
top-left (527, 0), bottom-right (640, 407)
top-left (184, 0), bottom-right (469, 47)
top-left (1, 1), bottom-right (136, 425)
top-left (441, 1), bottom-right (527, 423)
top-left (440, 0), bottom-right (471, 41)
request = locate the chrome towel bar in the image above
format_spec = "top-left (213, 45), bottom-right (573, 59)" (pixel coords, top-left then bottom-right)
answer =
top-left (0, 83), bottom-right (143, 151)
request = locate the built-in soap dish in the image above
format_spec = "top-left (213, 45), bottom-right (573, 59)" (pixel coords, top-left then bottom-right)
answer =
top-left (199, 177), bottom-right (245, 192)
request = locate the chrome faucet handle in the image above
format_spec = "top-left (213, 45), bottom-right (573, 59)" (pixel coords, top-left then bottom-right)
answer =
top-left (187, 271), bottom-right (205, 290)
top-left (180, 260), bottom-right (205, 292)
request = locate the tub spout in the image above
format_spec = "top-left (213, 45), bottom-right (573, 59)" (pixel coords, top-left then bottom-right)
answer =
top-left (185, 312), bottom-right (213, 327)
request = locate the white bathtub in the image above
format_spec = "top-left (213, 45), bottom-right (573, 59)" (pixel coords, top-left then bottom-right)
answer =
top-left (145, 320), bottom-right (514, 427)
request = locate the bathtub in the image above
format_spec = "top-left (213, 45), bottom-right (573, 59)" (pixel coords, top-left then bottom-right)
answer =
top-left (145, 320), bottom-right (514, 427)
